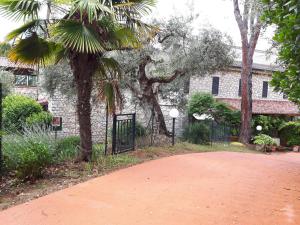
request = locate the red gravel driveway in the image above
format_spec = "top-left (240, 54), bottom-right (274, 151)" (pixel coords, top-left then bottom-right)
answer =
top-left (1, 152), bottom-right (300, 225)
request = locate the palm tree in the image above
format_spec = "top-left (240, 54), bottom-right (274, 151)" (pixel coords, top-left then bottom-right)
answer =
top-left (0, 0), bottom-right (156, 161)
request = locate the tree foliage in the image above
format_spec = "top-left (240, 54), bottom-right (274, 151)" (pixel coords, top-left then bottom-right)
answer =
top-left (0, 0), bottom-right (155, 160)
top-left (188, 92), bottom-right (241, 128)
top-left (263, 0), bottom-right (300, 104)
top-left (0, 42), bottom-right (11, 56)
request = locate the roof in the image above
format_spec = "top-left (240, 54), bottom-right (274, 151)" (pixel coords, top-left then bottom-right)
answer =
top-left (232, 61), bottom-right (284, 72)
top-left (217, 98), bottom-right (300, 116)
top-left (0, 57), bottom-right (34, 70)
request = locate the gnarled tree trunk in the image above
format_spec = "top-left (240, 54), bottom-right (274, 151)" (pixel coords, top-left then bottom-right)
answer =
top-left (70, 53), bottom-right (98, 161)
top-left (127, 56), bottom-right (185, 137)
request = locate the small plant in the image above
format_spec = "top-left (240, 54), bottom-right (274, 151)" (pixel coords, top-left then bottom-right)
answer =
top-left (26, 111), bottom-right (53, 128)
top-left (183, 122), bottom-right (211, 145)
top-left (279, 121), bottom-right (300, 146)
top-left (253, 134), bottom-right (276, 152)
top-left (54, 136), bottom-right (80, 161)
top-left (3, 94), bottom-right (44, 132)
top-left (3, 126), bottom-right (55, 180)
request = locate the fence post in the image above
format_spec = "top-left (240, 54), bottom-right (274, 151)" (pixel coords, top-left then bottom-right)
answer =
top-left (112, 114), bottom-right (117, 155)
top-left (132, 113), bottom-right (136, 150)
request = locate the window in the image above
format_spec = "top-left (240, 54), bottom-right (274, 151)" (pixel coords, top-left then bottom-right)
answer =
top-left (262, 81), bottom-right (268, 98)
top-left (212, 77), bottom-right (219, 96)
top-left (15, 75), bottom-right (37, 87)
top-left (238, 79), bottom-right (241, 97)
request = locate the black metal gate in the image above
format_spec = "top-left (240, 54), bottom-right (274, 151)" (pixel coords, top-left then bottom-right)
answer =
top-left (112, 113), bottom-right (136, 154)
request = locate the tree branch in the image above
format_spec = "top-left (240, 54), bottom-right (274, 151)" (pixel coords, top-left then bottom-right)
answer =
top-left (157, 33), bottom-right (174, 43)
top-left (125, 82), bottom-right (142, 100)
top-left (148, 69), bottom-right (186, 84)
top-left (233, 0), bottom-right (248, 45)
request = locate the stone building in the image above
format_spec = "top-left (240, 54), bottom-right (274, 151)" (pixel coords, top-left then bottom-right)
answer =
top-left (189, 61), bottom-right (300, 117)
top-left (2, 48), bottom-right (300, 143)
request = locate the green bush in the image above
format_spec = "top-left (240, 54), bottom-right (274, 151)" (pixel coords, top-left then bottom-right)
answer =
top-left (183, 122), bottom-right (211, 144)
top-left (279, 121), bottom-right (300, 146)
top-left (188, 92), bottom-right (215, 115)
top-left (253, 134), bottom-right (276, 146)
top-left (252, 115), bottom-right (287, 137)
top-left (188, 92), bottom-right (241, 135)
top-left (3, 95), bottom-right (43, 132)
top-left (3, 127), bottom-right (54, 180)
top-left (54, 136), bottom-right (80, 161)
top-left (26, 111), bottom-right (53, 128)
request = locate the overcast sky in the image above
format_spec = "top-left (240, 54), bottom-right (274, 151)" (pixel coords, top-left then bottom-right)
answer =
top-left (0, 0), bottom-right (275, 63)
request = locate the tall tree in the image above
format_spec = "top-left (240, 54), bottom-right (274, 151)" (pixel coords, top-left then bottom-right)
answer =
top-left (232, 0), bottom-right (264, 143)
top-left (0, 0), bottom-right (155, 161)
top-left (117, 16), bottom-right (234, 136)
top-left (262, 0), bottom-right (300, 104)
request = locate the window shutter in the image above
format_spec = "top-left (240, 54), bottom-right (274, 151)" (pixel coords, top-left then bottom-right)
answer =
top-left (238, 79), bottom-right (241, 97)
top-left (262, 81), bottom-right (268, 98)
top-left (212, 77), bottom-right (219, 96)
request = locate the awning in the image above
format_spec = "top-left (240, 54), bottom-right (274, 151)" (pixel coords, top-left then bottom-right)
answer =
top-left (217, 98), bottom-right (300, 116)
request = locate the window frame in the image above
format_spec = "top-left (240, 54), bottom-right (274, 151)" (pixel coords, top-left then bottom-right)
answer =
top-left (262, 81), bottom-right (269, 98)
top-left (14, 74), bottom-right (37, 87)
top-left (211, 76), bottom-right (220, 96)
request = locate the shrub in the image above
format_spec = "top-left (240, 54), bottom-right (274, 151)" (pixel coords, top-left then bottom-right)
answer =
top-left (279, 121), bottom-right (300, 146)
top-left (26, 111), bottom-right (53, 128)
top-left (183, 122), bottom-right (211, 144)
top-left (92, 144), bottom-right (105, 161)
top-left (3, 127), bottom-right (54, 180)
top-left (253, 134), bottom-right (276, 146)
top-left (188, 92), bottom-right (241, 135)
top-left (3, 95), bottom-right (43, 132)
top-left (252, 115), bottom-right (287, 137)
top-left (188, 92), bottom-right (215, 115)
top-left (54, 136), bottom-right (80, 161)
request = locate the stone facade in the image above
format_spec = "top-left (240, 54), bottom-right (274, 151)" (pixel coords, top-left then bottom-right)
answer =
top-left (47, 90), bottom-right (185, 143)
top-left (189, 70), bottom-right (286, 101)
top-left (13, 86), bottom-right (38, 99)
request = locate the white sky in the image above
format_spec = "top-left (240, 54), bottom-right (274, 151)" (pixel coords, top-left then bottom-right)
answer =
top-left (0, 0), bottom-right (276, 63)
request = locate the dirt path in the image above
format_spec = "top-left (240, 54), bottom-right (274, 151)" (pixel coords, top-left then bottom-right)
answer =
top-left (1, 152), bottom-right (300, 225)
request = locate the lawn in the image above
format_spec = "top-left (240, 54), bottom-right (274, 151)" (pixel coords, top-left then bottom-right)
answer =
top-left (0, 142), bottom-right (256, 211)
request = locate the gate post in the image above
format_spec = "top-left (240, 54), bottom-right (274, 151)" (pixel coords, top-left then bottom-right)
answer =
top-left (132, 113), bottom-right (136, 150)
top-left (112, 114), bottom-right (117, 155)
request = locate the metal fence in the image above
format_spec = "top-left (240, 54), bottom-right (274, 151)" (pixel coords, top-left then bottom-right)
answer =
top-left (112, 113), bottom-right (136, 154)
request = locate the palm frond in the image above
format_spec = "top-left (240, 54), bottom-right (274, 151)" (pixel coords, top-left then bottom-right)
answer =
top-left (6, 19), bottom-right (44, 40)
top-left (95, 56), bottom-right (123, 113)
top-left (51, 20), bottom-right (105, 53)
top-left (113, 0), bottom-right (155, 16)
top-left (8, 33), bottom-right (61, 65)
top-left (69, 0), bottom-right (113, 23)
top-left (0, 0), bottom-right (41, 21)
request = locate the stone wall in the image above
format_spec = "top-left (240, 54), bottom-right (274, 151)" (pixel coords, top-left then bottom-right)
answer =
top-left (189, 70), bottom-right (286, 101)
top-left (47, 91), bottom-right (185, 143)
top-left (13, 86), bottom-right (38, 99)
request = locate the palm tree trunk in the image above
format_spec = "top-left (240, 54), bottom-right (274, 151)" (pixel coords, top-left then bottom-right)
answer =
top-left (70, 53), bottom-right (98, 161)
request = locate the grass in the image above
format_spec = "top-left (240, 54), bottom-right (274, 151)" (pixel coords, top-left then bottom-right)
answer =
top-left (1, 141), bottom-right (258, 211)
